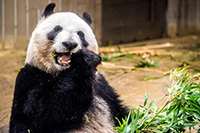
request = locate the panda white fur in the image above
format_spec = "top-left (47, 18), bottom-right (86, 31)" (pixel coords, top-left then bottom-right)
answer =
top-left (9, 3), bottom-right (128, 133)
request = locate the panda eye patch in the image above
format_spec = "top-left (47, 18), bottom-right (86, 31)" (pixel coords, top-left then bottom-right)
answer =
top-left (47, 25), bottom-right (63, 40)
top-left (77, 31), bottom-right (88, 47)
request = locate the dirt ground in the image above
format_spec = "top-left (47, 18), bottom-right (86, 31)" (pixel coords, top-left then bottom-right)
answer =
top-left (0, 35), bottom-right (200, 131)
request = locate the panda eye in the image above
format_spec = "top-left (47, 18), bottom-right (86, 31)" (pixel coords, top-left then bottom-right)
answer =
top-left (47, 25), bottom-right (63, 41)
top-left (77, 31), bottom-right (88, 47)
top-left (77, 31), bottom-right (84, 38)
top-left (54, 25), bottom-right (62, 32)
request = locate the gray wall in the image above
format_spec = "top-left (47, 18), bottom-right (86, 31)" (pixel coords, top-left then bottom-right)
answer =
top-left (102, 0), bottom-right (167, 45)
top-left (1, 0), bottom-right (200, 49)
top-left (167, 0), bottom-right (200, 37)
top-left (0, 0), bottom-right (101, 49)
top-left (102, 0), bottom-right (200, 45)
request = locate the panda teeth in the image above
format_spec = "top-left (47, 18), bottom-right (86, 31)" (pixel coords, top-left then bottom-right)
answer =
top-left (59, 57), bottom-right (63, 63)
top-left (67, 60), bottom-right (71, 64)
top-left (55, 52), bottom-right (72, 66)
top-left (59, 55), bottom-right (71, 65)
top-left (60, 58), bottom-right (71, 65)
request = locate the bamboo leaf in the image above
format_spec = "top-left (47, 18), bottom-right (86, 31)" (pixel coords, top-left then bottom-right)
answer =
top-left (143, 93), bottom-right (148, 106)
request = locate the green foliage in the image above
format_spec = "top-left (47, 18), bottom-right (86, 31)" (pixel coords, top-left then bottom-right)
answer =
top-left (21, 55), bottom-right (26, 61)
top-left (101, 48), bottom-right (134, 62)
top-left (140, 73), bottom-right (170, 81)
top-left (115, 66), bottom-right (200, 132)
top-left (140, 76), bottom-right (163, 81)
top-left (136, 60), bottom-right (158, 68)
top-left (169, 52), bottom-right (175, 61)
top-left (114, 109), bottom-right (140, 133)
top-left (16, 67), bottom-right (22, 72)
top-left (136, 53), bottom-right (158, 68)
top-left (101, 46), bottom-right (123, 62)
top-left (51, 53), bottom-right (58, 59)
top-left (101, 53), bottom-right (112, 61)
top-left (125, 54), bottom-right (134, 59)
top-left (116, 46), bottom-right (122, 53)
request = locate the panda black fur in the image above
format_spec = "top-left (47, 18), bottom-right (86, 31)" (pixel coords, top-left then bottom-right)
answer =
top-left (10, 3), bottom-right (128, 133)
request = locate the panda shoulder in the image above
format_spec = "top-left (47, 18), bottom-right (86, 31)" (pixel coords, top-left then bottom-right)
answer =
top-left (15, 64), bottom-right (47, 87)
top-left (95, 72), bottom-right (109, 86)
top-left (95, 72), bottom-right (117, 96)
top-left (17, 64), bottom-right (41, 78)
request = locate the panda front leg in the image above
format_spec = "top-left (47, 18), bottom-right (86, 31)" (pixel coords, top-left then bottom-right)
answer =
top-left (9, 104), bottom-right (30, 133)
top-left (9, 70), bottom-right (31, 133)
top-left (9, 120), bottom-right (29, 133)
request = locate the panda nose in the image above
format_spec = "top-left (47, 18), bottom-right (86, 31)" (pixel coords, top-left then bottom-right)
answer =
top-left (62, 41), bottom-right (78, 50)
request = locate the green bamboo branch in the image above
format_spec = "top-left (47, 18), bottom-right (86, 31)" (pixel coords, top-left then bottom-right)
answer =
top-left (143, 80), bottom-right (193, 130)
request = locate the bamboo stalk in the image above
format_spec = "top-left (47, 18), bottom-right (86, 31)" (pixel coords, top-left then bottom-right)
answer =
top-left (100, 62), bottom-right (170, 75)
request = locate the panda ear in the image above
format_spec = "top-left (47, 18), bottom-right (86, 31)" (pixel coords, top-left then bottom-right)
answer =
top-left (41, 3), bottom-right (56, 18)
top-left (82, 12), bottom-right (92, 26)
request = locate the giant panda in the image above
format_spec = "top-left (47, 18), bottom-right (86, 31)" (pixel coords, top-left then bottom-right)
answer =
top-left (9, 3), bottom-right (128, 133)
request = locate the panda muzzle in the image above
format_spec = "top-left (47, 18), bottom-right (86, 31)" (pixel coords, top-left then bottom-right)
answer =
top-left (54, 52), bottom-right (72, 65)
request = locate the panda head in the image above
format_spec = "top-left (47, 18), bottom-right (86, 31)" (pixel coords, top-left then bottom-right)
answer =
top-left (25, 3), bottom-right (98, 74)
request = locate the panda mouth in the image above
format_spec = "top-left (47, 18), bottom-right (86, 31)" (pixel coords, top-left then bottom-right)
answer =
top-left (54, 52), bottom-right (72, 66)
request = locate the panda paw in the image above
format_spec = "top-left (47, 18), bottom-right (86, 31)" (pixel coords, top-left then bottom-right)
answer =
top-left (70, 48), bottom-right (101, 69)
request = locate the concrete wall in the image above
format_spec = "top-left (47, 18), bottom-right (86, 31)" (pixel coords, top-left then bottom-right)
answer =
top-left (1, 0), bottom-right (200, 48)
top-left (167, 0), bottom-right (179, 37)
top-left (0, 0), bottom-right (101, 49)
top-left (196, 0), bottom-right (200, 33)
top-left (167, 0), bottom-right (200, 37)
top-left (102, 0), bottom-right (167, 45)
